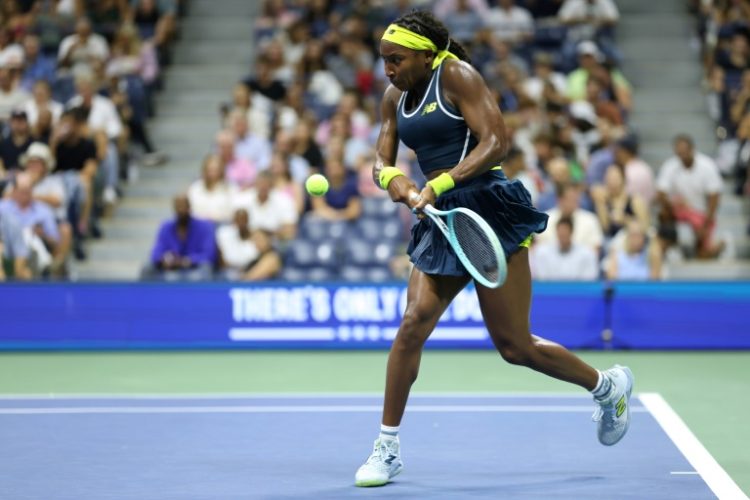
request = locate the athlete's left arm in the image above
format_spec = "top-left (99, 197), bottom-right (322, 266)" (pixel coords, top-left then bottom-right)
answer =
top-left (442, 60), bottom-right (509, 184)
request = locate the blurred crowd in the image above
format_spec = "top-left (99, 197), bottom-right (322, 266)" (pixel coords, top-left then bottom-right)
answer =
top-left (145, 0), bottom-right (741, 284)
top-left (0, 0), bottom-right (176, 281)
top-left (696, 0), bottom-right (750, 224)
top-left (1, 0), bottom-right (743, 283)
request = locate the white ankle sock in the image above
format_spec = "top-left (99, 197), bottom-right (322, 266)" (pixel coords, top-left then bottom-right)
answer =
top-left (380, 424), bottom-right (399, 440)
top-left (591, 370), bottom-right (612, 400)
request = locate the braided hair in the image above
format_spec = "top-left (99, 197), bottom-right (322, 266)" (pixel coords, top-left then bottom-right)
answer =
top-left (392, 10), bottom-right (471, 65)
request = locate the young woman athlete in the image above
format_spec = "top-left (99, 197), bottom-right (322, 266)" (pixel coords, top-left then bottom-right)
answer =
top-left (355, 11), bottom-right (634, 487)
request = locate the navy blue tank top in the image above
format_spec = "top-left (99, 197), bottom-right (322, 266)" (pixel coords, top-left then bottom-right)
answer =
top-left (396, 62), bottom-right (478, 175)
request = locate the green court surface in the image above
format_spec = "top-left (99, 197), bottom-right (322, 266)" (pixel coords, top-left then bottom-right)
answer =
top-left (1, 350), bottom-right (748, 495)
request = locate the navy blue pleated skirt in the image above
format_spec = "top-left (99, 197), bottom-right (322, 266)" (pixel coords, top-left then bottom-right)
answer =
top-left (407, 168), bottom-right (549, 276)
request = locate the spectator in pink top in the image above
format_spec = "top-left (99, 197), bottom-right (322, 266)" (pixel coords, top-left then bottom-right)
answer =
top-left (216, 130), bottom-right (255, 188)
top-left (613, 135), bottom-right (655, 204)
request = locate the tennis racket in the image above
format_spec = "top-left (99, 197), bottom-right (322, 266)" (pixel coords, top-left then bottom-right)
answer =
top-left (422, 204), bottom-right (507, 288)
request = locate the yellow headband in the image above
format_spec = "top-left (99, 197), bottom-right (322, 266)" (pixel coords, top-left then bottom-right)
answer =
top-left (381, 24), bottom-right (458, 70)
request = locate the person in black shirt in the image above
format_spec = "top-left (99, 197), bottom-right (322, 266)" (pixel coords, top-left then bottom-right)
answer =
top-left (242, 54), bottom-right (287, 103)
top-left (51, 107), bottom-right (99, 259)
top-left (0, 109), bottom-right (33, 172)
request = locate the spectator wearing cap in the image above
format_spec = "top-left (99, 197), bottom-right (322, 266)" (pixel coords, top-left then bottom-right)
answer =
top-left (0, 171), bottom-right (60, 275)
top-left (145, 194), bottom-right (216, 282)
top-left (567, 41), bottom-right (632, 114)
top-left (0, 66), bottom-right (30, 123)
top-left (0, 109), bottom-right (32, 172)
top-left (531, 216), bottom-right (599, 281)
top-left (57, 17), bottom-right (110, 76)
top-left (0, 207), bottom-right (31, 280)
top-left (15, 142), bottom-right (71, 273)
top-left (613, 135), bottom-right (655, 204)
top-left (657, 134), bottom-right (725, 259)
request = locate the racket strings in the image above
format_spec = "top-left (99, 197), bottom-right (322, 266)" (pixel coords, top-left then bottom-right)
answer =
top-left (451, 212), bottom-right (500, 282)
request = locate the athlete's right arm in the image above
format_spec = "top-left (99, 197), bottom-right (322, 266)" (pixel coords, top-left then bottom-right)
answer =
top-left (374, 85), bottom-right (420, 207)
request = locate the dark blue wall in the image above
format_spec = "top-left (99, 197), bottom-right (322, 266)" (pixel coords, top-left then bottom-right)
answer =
top-left (0, 282), bottom-right (748, 350)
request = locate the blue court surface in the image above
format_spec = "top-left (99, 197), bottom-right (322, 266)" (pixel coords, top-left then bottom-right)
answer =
top-left (0, 394), bottom-right (736, 499)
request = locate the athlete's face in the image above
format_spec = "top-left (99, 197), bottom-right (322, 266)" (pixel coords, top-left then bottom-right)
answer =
top-left (380, 40), bottom-right (432, 91)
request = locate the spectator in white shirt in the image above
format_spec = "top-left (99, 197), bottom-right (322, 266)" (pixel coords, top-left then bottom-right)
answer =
top-left (657, 134), bottom-right (725, 259)
top-left (187, 154), bottom-right (237, 224)
top-left (536, 183), bottom-right (604, 253)
top-left (217, 208), bottom-right (281, 281)
top-left (558, 0), bottom-right (619, 44)
top-left (23, 80), bottom-right (63, 132)
top-left (57, 17), bottom-right (110, 75)
top-left (523, 52), bottom-right (569, 106)
top-left (532, 216), bottom-right (599, 281)
top-left (485, 0), bottom-right (535, 47)
top-left (0, 67), bottom-right (30, 123)
top-left (233, 170), bottom-right (298, 241)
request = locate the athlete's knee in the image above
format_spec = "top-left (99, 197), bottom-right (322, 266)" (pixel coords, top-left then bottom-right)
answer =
top-left (497, 339), bottom-right (534, 366)
top-left (394, 307), bottom-right (433, 352)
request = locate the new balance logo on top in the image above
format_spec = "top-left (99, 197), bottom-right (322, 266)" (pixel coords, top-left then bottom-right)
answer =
top-left (422, 102), bottom-right (437, 115)
top-left (384, 454), bottom-right (397, 465)
top-left (615, 395), bottom-right (627, 417)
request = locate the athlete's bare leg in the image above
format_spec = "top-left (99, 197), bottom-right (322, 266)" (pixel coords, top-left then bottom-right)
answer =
top-left (476, 247), bottom-right (599, 390)
top-left (382, 269), bottom-right (469, 426)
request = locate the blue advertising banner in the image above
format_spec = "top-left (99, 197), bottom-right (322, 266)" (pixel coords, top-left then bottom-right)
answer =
top-left (0, 282), bottom-right (747, 350)
top-left (0, 282), bottom-right (604, 350)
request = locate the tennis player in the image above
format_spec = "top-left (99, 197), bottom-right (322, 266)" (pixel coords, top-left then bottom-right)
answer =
top-left (355, 11), bottom-right (634, 487)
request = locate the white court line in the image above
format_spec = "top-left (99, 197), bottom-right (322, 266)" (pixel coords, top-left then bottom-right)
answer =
top-left (0, 405), bottom-right (651, 415)
top-left (0, 405), bottom-right (620, 415)
top-left (640, 393), bottom-right (748, 500)
top-left (671, 471), bottom-right (699, 475)
top-left (0, 392), bottom-right (593, 400)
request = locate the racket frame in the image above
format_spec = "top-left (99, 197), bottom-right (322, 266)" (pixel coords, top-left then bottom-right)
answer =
top-left (422, 204), bottom-right (507, 288)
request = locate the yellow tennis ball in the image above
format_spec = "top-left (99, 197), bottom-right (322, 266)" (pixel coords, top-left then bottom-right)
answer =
top-left (305, 174), bottom-right (329, 196)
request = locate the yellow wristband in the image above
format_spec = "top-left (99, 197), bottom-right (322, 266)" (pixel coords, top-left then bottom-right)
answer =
top-left (379, 166), bottom-right (405, 190)
top-left (426, 172), bottom-right (455, 197)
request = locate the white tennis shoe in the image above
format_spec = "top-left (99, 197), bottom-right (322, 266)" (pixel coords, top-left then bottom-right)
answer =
top-left (354, 437), bottom-right (403, 487)
top-left (592, 364), bottom-right (634, 446)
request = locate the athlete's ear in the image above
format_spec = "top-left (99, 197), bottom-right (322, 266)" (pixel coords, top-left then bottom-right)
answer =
top-left (424, 51), bottom-right (434, 68)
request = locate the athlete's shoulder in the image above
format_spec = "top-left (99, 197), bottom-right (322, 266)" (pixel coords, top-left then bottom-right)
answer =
top-left (442, 59), bottom-right (484, 87)
top-left (382, 84), bottom-right (404, 107)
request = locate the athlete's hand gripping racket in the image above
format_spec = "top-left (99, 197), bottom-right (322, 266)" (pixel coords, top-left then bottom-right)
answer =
top-left (422, 203), bottom-right (508, 288)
